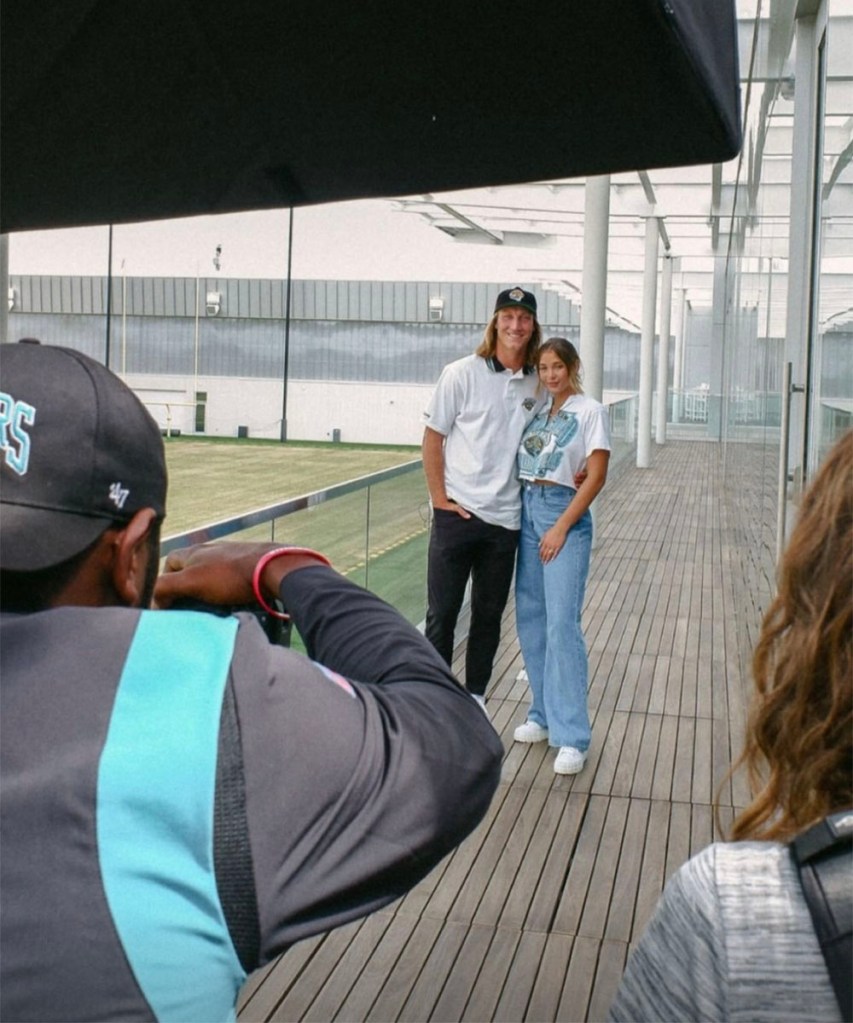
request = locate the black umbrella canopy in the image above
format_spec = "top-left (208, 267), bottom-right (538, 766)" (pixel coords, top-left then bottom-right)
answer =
top-left (1, 0), bottom-right (741, 234)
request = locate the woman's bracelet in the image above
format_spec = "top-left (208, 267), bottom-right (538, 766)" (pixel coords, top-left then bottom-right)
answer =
top-left (251, 546), bottom-right (332, 620)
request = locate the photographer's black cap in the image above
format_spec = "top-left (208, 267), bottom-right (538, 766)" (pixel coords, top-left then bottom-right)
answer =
top-left (494, 287), bottom-right (537, 317)
top-left (0, 340), bottom-right (167, 572)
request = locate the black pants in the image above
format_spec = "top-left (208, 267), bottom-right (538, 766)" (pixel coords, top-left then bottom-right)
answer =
top-left (425, 509), bottom-right (519, 696)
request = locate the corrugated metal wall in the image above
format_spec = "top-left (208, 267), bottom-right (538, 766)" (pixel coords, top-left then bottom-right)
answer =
top-left (9, 275), bottom-right (579, 325)
top-left (8, 275), bottom-right (654, 389)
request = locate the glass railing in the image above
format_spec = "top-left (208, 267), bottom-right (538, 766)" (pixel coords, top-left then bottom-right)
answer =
top-left (161, 459), bottom-right (432, 635)
top-left (604, 392), bottom-right (637, 469)
top-left (161, 413), bottom-right (642, 645)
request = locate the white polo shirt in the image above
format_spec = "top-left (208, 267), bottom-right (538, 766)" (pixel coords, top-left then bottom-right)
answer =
top-left (423, 354), bottom-right (541, 529)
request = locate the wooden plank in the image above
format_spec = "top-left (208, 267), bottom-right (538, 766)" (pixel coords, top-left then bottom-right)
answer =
top-left (664, 801), bottom-right (692, 885)
top-left (526, 932), bottom-right (574, 1022)
top-left (627, 713), bottom-right (663, 801)
top-left (650, 714), bottom-right (678, 802)
top-left (428, 924), bottom-right (494, 1022)
top-left (460, 925), bottom-right (521, 1023)
top-left (445, 787), bottom-right (530, 923)
top-left (396, 920), bottom-right (469, 1023)
top-left (238, 937), bottom-right (325, 1022)
top-left (555, 935), bottom-right (600, 1022)
top-left (523, 791), bottom-right (590, 933)
top-left (268, 920), bottom-right (365, 1022)
top-left (692, 716), bottom-right (714, 805)
top-left (670, 717), bottom-right (696, 804)
top-left (471, 784), bottom-right (550, 927)
top-left (300, 913), bottom-right (394, 1023)
top-left (631, 799), bottom-right (673, 943)
top-left (608, 712), bottom-right (646, 798)
top-left (587, 647), bottom-right (617, 714)
top-left (690, 802), bottom-right (714, 858)
top-left (575, 797), bottom-right (630, 939)
top-left (616, 652), bottom-right (645, 712)
top-left (497, 789), bottom-right (568, 930)
top-left (333, 913), bottom-right (421, 1022)
top-left (364, 917), bottom-right (444, 1023)
top-left (590, 710), bottom-right (628, 796)
top-left (238, 958), bottom-right (278, 1014)
top-left (646, 654), bottom-right (671, 715)
top-left (604, 798), bottom-right (651, 942)
top-left (491, 930), bottom-right (548, 1022)
top-left (594, 650), bottom-right (632, 715)
top-left (589, 939), bottom-right (630, 1023)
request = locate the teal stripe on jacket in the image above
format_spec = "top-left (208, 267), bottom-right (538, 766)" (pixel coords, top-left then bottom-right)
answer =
top-left (97, 611), bottom-right (245, 1023)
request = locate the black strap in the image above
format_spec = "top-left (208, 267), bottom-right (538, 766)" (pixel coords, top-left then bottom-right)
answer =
top-left (791, 810), bottom-right (853, 1023)
top-left (214, 679), bottom-right (261, 971)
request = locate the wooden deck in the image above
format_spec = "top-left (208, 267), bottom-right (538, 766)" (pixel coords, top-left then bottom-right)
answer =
top-left (237, 440), bottom-right (758, 1023)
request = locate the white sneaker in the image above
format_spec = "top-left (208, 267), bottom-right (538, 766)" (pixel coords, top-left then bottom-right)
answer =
top-left (513, 720), bottom-right (549, 743)
top-left (472, 694), bottom-right (489, 716)
top-left (554, 746), bottom-right (587, 775)
top-left (516, 668), bottom-right (529, 682)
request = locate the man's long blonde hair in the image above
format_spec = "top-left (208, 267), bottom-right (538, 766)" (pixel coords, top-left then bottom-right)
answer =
top-left (727, 429), bottom-right (853, 842)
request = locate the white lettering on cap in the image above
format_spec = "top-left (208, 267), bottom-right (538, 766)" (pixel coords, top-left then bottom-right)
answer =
top-left (108, 482), bottom-right (130, 509)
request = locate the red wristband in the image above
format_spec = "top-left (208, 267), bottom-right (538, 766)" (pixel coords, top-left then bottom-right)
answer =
top-left (251, 547), bottom-right (332, 620)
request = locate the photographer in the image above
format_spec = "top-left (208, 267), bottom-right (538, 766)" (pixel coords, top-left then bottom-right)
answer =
top-left (0, 340), bottom-right (503, 1023)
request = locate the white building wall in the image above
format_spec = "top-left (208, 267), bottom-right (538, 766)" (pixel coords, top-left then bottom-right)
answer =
top-left (129, 373), bottom-right (432, 445)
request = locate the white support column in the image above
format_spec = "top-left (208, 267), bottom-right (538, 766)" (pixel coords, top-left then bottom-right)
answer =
top-left (637, 217), bottom-right (659, 468)
top-left (579, 175), bottom-right (610, 401)
top-left (655, 252), bottom-right (673, 444)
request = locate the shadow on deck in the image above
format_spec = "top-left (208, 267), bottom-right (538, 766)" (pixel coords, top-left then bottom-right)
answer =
top-left (238, 440), bottom-right (755, 1023)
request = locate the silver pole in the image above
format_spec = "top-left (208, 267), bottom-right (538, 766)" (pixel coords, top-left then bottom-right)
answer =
top-left (776, 362), bottom-right (793, 567)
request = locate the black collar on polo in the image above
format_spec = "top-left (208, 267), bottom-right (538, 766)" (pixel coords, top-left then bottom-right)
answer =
top-left (486, 355), bottom-right (536, 375)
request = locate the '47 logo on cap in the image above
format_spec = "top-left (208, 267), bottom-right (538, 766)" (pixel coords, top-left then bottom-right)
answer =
top-left (109, 482), bottom-right (130, 510)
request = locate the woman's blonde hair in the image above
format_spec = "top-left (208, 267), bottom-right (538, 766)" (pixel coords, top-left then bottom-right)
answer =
top-left (728, 429), bottom-right (853, 842)
top-left (475, 312), bottom-right (541, 368)
top-left (537, 337), bottom-right (583, 395)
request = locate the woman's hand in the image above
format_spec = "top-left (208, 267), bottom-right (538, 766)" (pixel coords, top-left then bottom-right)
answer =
top-left (539, 525), bottom-right (568, 563)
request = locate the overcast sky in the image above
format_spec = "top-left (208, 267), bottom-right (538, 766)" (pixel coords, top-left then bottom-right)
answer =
top-left (7, 191), bottom-right (561, 286)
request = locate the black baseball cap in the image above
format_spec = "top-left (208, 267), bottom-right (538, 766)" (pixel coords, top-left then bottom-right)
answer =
top-left (0, 340), bottom-right (167, 572)
top-left (494, 287), bottom-right (537, 317)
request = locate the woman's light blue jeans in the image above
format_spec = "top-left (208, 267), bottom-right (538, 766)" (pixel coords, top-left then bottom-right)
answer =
top-left (515, 482), bottom-right (593, 751)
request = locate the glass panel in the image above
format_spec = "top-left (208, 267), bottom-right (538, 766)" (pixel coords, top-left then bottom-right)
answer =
top-left (810, 24), bottom-right (853, 470)
top-left (364, 471), bottom-right (431, 627)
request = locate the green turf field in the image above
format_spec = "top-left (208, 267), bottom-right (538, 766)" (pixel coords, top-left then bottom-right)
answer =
top-left (162, 436), bottom-right (421, 537)
top-left (162, 436), bottom-right (430, 631)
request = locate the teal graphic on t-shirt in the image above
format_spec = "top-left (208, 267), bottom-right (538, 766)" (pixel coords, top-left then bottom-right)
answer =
top-left (518, 408), bottom-right (579, 477)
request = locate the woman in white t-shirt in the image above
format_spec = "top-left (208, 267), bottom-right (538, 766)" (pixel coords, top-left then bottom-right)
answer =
top-left (513, 338), bottom-right (611, 775)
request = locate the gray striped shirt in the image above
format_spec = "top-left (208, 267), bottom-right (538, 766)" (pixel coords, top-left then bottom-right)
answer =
top-left (608, 841), bottom-right (841, 1022)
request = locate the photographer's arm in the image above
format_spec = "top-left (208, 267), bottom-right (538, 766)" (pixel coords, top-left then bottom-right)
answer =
top-left (155, 541), bottom-right (503, 960)
top-left (156, 540), bottom-right (461, 689)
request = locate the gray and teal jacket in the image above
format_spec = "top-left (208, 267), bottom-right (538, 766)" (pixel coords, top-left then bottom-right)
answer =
top-left (1, 565), bottom-right (502, 1022)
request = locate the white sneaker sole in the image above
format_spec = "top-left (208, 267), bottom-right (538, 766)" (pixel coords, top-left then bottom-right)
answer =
top-left (513, 724), bottom-right (549, 744)
top-left (553, 750), bottom-right (587, 775)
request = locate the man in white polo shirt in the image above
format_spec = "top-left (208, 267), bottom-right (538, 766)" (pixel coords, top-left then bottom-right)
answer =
top-left (422, 287), bottom-right (542, 709)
